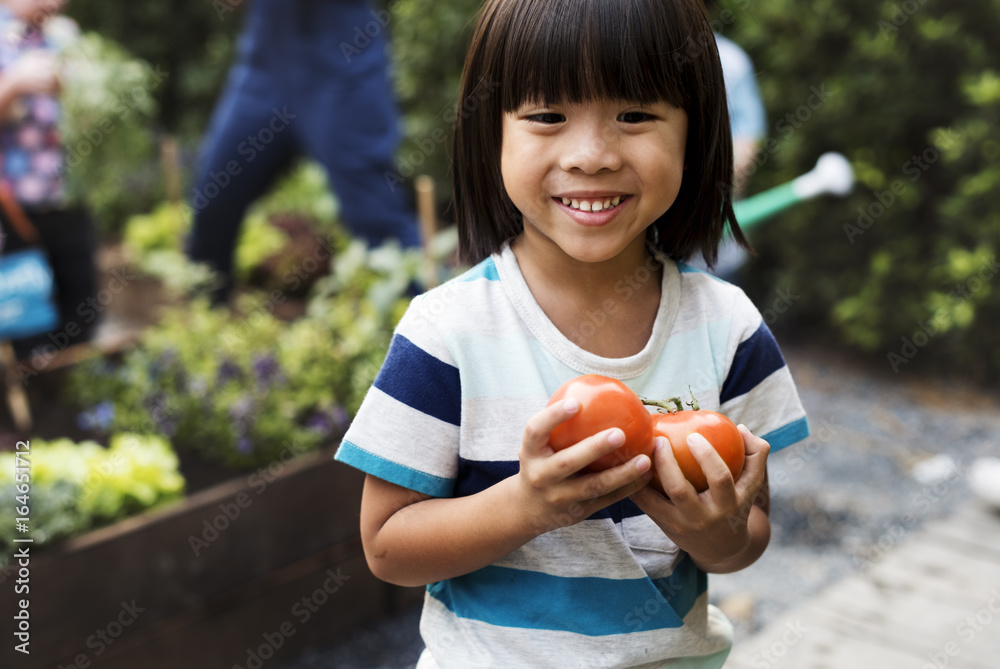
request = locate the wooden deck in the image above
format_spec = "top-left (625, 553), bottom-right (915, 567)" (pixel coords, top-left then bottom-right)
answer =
top-left (726, 500), bottom-right (1000, 669)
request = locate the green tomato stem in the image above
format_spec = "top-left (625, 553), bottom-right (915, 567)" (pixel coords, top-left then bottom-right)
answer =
top-left (640, 396), bottom-right (684, 413)
top-left (687, 386), bottom-right (701, 411)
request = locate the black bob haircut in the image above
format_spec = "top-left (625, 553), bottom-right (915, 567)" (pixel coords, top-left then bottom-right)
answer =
top-left (451, 0), bottom-right (749, 267)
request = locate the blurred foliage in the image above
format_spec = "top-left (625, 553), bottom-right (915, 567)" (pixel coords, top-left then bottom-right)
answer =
top-left (64, 0), bottom-right (239, 136)
top-left (60, 31), bottom-right (164, 232)
top-left (65, 236), bottom-right (439, 470)
top-left (0, 434), bottom-right (184, 562)
top-left (388, 0), bottom-right (481, 208)
top-left (710, 0), bottom-right (1000, 383)
top-left (121, 161), bottom-right (340, 296)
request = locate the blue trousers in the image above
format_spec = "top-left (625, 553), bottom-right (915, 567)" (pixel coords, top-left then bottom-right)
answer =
top-left (187, 0), bottom-right (420, 296)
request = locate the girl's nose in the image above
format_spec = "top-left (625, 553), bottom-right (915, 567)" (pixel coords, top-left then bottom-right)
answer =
top-left (559, 121), bottom-right (623, 174)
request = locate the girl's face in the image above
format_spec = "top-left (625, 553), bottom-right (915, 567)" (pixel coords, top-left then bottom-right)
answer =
top-left (501, 97), bottom-right (687, 266)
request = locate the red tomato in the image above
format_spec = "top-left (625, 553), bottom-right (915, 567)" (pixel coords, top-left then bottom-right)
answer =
top-left (547, 375), bottom-right (654, 473)
top-left (650, 408), bottom-right (745, 492)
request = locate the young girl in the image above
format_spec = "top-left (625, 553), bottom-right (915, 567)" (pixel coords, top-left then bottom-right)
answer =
top-left (336, 0), bottom-right (809, 666)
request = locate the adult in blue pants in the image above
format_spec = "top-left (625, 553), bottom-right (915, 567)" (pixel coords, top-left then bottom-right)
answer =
top-left (187, 0), bottom-right (420, 302)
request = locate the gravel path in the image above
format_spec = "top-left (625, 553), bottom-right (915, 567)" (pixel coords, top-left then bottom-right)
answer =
top-left (277, 342), bottom-right (1000, 668)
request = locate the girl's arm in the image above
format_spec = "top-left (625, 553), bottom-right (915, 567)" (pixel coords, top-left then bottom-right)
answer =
top-left (630, 425), bottom-right (772, 574)
top-left (360, 398), bottom-right (653, 587)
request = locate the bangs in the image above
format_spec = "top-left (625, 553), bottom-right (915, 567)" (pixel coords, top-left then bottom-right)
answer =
top-left (498, 0), bottom-right (694, 111)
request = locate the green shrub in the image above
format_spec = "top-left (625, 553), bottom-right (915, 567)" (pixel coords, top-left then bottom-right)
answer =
top-left (712, 0), bottom-right (1000, 383)
top-left (389, 0), bottom-right (482, 205)
top-left (0, 434), bottom-right (184, 562)
top-left (121, 161), bottom-right (341, 296)
top-left (60, 32), bottom-right (163, 232)
top-left (66, 239), bottom-right (429, 469)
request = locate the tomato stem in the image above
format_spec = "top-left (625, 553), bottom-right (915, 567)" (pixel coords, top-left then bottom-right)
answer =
top-left (640, 396), bottom-right (684, 413)
top-left (687, 386), bottom-right (700, 411)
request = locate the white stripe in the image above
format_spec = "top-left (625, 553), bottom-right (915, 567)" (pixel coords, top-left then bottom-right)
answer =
top-left (417, 592), bottom-right (732, 669)
top-left (344, 386), bottom-right (460, 481)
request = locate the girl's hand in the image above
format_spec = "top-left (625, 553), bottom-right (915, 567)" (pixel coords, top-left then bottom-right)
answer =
top-left (630, 424), bottom-right (771, 573)
top-left (516, 398), bottom-right (653, 535)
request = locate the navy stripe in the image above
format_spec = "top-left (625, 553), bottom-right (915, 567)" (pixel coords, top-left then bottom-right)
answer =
top-left (428, 555), bottom-right (704, 636)
top-left (374, 335), bottom-right (461, 426)
top-left (455, 459), bottom-right (519, 497)
top-left (720, 322), bottom-right (786, 403)
top-left (455, 458), bottom-right (647, 520)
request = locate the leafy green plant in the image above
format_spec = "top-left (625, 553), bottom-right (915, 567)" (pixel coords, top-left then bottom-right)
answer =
top-left (66, 236), bottom-right (446, 469)
top-left (711, 0), bottom-right (1000, 382)
top-left (121, 161), bottom-right (344, 296)
top-left (0, 434), bottom-right (184, 562)
top-left (60, 31), bottom-right (163, 232)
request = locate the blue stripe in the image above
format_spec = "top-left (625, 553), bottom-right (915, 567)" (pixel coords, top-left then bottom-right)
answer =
top-left (460, 257), bottom-right (500, 282)
top-left (428, 556), bottom-right (704, 636)
top-left (374, 335), bottom-right (461, 426)
top-left (335, 440), bottom-right (455, 497)
top-left (720, 322), bottom-right (786, 403)
top-left (762, 416), bottom-right (810, 452)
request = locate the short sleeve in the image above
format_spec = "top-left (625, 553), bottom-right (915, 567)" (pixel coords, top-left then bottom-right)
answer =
top-left (335, 295), bottom-right (462, 497)
top-left (719, 295), bottom-right (809, 452)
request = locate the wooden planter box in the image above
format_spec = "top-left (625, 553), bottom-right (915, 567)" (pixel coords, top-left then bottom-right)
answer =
top-left (0, 446), bottom-right (423, 669)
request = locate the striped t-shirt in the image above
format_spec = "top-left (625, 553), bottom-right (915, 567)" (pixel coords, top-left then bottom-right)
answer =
top-left (336, 244), bottom-right (809, 669)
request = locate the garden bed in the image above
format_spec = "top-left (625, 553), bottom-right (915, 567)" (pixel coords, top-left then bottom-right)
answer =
top-left (0, 235), bottom-right (429, 668)
top-left (0, 441), bottom-right (422, 669)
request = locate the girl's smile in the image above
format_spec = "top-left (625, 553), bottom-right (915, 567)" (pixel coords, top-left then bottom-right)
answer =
top-left (501, 98), bottom-right (688, 265)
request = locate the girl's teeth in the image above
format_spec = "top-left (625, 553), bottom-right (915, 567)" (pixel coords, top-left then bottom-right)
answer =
top-left (560, 196), bottom-right (625, 211)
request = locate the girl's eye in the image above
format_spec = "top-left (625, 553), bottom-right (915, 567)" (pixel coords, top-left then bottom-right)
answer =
top-left (527, 113), bottom-right (565, 124)
top-left (618, 111), bottom-right (655, 124)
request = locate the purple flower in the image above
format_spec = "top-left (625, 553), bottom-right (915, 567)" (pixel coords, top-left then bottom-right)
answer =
top-left (76, 401), bottom-right (115, 432)
top-left (305, 412), bottom-right (334, 434)
top-left (150, 348), bottom-right (180, 379)
top-left (216, 358), bottom-right (243, 385)
top-left (236, 437), bottom-right (253, 454)
top-left (252, 353), bottom-right (282, 388)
